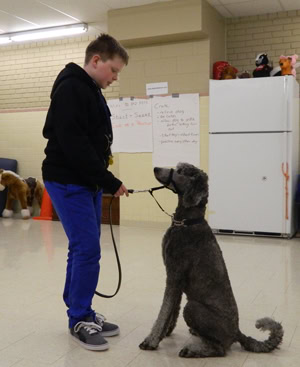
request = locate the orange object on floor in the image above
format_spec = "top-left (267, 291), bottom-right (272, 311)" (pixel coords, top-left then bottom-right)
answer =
top-left (33, 188), bottom-right (53, 220)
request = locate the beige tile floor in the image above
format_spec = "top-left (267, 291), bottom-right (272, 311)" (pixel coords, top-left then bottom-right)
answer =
top-left (0, 218), bottom-right (300, 366)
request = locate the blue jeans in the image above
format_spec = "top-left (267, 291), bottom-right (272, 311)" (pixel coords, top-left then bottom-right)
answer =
top-left (45, 181), bottom-right (102, 328)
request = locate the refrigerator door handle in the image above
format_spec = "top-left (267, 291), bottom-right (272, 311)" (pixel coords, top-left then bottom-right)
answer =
top-left (281, 162), bottom-right (289, 220)
top-left (283, 76), bottom-right (289, 130)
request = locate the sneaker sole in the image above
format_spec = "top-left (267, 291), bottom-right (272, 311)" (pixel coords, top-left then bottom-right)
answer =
top-left (70, 334), bottom-right (109, 351)
top-left (101, 327), bottom-right (120, 337)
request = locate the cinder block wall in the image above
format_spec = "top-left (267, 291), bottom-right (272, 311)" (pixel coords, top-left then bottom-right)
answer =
top-left (1, 7), bottom-right (300, 222)
top-left (226, 10), bottom-right (300, 84)
top-left (107, 0), bottom-right (224, 225)
top-left (0, 34), bottom-right (119, 110)
top-left (0, 33), bottom-right (121, 185)
top-left (120, 40), bottom-right (210, 97)
top-left (115, 39), bottom-right (210, 225)
top-left (0, 111), bottom-right (46, 182)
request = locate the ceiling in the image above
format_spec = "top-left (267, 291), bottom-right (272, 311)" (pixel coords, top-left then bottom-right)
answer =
top-left (0, 0), bottom-right (300, 35)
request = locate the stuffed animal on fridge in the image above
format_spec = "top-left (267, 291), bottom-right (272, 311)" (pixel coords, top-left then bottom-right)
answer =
top-left (213, 61), bottom-right (238, 80)
top-left (253, 53), bottom-right (273, 77)
top-left (271, 54), bottom-right (300, 77)
top-left (220, 65), bottom-right (238, 79)
top-left (238, 70), bottom-right (251, 79)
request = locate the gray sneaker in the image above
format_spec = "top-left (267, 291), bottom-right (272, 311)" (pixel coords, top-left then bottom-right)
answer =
top-left (70, 320), bottom-right (109, 351)
top-left (95, 313), bottom-right (120, 337)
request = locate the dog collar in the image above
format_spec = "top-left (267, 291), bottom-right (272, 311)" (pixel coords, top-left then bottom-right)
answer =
top-left (255, 65), bottom-right (267, 70)
top-left (172, 217), bottom-right (204, 227)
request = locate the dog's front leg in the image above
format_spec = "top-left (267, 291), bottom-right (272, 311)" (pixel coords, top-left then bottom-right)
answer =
top-left (139, 284), bottom-right (181, 350)
top-left (165, 291), bottom-right (182, 336)
top-left (17, 193), bottom-right (31, 219)
top-left (5, 194), bottom-right (14, 211)
top-left (2, 193), bottom-right (14, 218)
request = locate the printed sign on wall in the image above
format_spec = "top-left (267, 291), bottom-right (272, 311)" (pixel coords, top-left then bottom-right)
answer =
top-left (108, 94), bottom-right (200, 167)
top-left (108, 98), bottom-right (153, 153)
top-left (152, 94), bottom-right (200, 167)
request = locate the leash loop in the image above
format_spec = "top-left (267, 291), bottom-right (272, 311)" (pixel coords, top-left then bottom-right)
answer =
top-left (95, 196), bottom-right (122, 298)
top-left (95, 185), bottom-right (167, 298)
top-left (95, 183), bottom-right (204, 298)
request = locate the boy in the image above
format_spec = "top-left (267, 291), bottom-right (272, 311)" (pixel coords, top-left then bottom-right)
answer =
top-left (42, 34), bottom-right (129, 351)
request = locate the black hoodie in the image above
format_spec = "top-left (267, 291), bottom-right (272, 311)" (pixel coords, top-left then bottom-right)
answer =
top-left (42, 62), bottom-right (121, 194)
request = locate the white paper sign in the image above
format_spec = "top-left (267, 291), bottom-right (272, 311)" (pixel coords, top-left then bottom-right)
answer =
top-left (108, 98), bottom-right (153, 153)
top-left (152, 94), bottom-right (200, 167)
top-left (146, 82), bottom-right (168, 96)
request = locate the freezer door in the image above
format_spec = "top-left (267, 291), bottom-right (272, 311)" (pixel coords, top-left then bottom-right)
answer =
top-left (208, 133), bottom-right (287, 234)
top-left (209, 77), bottom-right (294, 133)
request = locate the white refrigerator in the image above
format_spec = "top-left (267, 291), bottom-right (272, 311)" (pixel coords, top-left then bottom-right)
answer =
top-left (208, 76), bottom-right (299, 238)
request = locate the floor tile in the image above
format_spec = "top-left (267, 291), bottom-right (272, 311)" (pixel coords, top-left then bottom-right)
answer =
top-left (0, 218), bottom-right (300, 367)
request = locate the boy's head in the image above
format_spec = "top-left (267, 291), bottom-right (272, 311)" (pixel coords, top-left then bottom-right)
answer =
top-left (85, 34), bottom-right (129, 66)
top-left (84, 34), bottom-right (129, 89)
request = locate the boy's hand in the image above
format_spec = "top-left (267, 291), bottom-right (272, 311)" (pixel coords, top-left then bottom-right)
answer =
top-left (114, 184), bottom-right (129, 197)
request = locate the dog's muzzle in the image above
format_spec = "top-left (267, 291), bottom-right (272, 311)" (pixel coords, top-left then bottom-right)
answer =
top-left (164, 168), bottom-right (182, 194)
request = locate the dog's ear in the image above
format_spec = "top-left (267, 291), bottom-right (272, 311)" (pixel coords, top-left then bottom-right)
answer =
top-left (2, 172), bottom-right (11, 181)
top-left (2, 172), bottom-right (18, 186)
top-left (0, 169), bottom-right (5, 191)
top-left (182, 171), bottom-right (208, 208)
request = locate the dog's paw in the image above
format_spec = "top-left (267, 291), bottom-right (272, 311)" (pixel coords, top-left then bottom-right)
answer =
top-left (139, 338), bottom-right (158, 350)
top-left (2, 209), bottom-right (13, 218)
top-left (21, 209), bottom-right (30, 219)
top-left (179, 347), bottom-right (195, 358)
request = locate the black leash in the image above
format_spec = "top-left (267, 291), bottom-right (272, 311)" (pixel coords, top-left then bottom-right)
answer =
top-left (95, 196), bottom-right (122, 298)
top-left (147, 187), bottom-right (173, 220)
top-left (95, 185), bottom-right (166, 298)
top-left (95, 172), bottom-right (204, 298)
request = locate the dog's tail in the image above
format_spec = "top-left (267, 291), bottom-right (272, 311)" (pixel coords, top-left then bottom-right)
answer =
top-left (237, 317), bottom-right (283, 353)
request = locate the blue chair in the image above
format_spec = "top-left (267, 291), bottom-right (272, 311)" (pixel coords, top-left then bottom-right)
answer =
top-left (0, 158), bottom-right (18, 216)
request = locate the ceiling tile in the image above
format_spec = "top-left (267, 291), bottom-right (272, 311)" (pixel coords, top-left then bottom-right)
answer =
top-left (40, 0), bottom-right (110, 23)
top-left (207, 0), bottom-right (222, 6)
top-left (0, 0), bottom-right (80, 33)
top-left (1, 0), bottom-right (300, 36)
top-left (279, 0), bottom-right (300, 11)
top-left (220, 0), bottom-right (257, 4)
top-left (0, 11), bottom-right (37, 33)
top-left (213, 5), bottom-right (234, 17)
top-left (224, 0), bottom-right (283, 17)
top-left (104, 0), bottom-right (174, 9)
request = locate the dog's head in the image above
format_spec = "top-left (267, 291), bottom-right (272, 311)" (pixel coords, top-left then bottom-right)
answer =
top-left (255, 53), bottom-right (269, 67)
top-left (0, 169), bottom-right (22, 191)
top-left (220, 65), bottom-right (237, 80)
top-left (154, 162), bottom-right (208, 208)
top-left (279, 56), bottom-right (293, 75)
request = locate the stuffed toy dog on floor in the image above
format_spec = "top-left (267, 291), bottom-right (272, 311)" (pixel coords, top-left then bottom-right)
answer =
top-left (0, 169), bottom-right (44, 219)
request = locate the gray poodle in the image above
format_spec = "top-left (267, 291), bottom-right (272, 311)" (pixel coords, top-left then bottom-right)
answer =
top-left (139, 162), bottom-right (283, 358)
